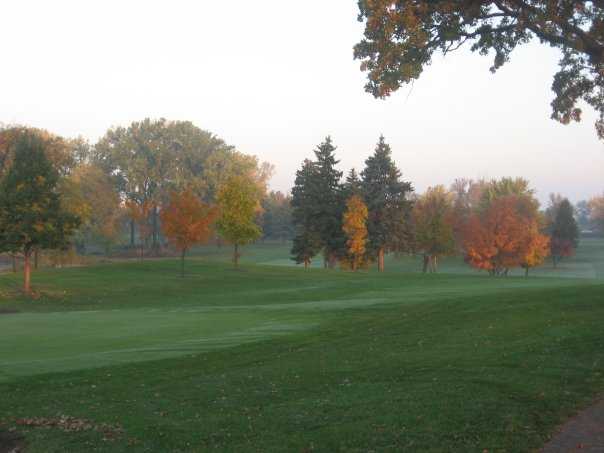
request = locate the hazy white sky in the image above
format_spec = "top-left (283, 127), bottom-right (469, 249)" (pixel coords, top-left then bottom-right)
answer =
top-left (2, 0), bottom-right (602, 204)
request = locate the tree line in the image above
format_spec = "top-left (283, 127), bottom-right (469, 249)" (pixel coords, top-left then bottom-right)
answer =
top-left (0, 121), bottom-right (290, 293)
top-left (1, 123), bottom-right (602, 294)
top-left (291, 136), bottom-right (601, 276)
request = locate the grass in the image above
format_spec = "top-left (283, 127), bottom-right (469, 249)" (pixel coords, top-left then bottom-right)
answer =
top-left (0, 239), bottom-right (603, 451)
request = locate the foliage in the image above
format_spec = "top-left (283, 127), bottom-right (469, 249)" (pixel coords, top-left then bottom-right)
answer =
top-left (0, 132), bottom-right (80, 293)
top-left (310, 137), bottom-right (345, 266)
top-left (354, 1), bottom-right (604, 139)
top-left (549, 198), bottom-right (579, 266)
top-left (216, 174), bottom-right (263, 267)
top-left (412, 186), bottom-right (456, 273)
top-left (361, 135), bottom-right (413, 271)
top-left (521, 222), bottom-right (551, 276)
top-left (589, 194), bottom-right (604, 234)
top-left (463, 195), bottom-right (547, 275)
top-left (61, 164), bottom-right (122, 253)
top-left (160, 189), bottom-right (218, 276)
top-left (94, 118), bottom-right (271, 251)
top-left (125, 200), bottom-right (154, 259)
top-left (290, 159), bottom-right (322, 267)
top-left (261, 191), bottom-right (294, 241)
top-left (342, 195), bottom-right (369, 271)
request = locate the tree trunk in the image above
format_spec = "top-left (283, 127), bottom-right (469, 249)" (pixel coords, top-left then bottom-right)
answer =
top-left (378, 248), bottom-right (385, 272)
top-left (233, 243), bottom-right (239, 268)
top-left (181, 249), bottom-right (186, 277)
top-left (304, 259), bottom-right (309, 270)
top-left (432, 255), bottom-right (438, 273)
top-left (525, 266), bottom-right (529, 277)
top-left (152, 206), bottom-right (159, 255)
top-left (130, 220), bottom-right (135, 247)
top-left (328, 253), bottom-right (337, 269)
top-left (23, 250), bottom-right (32, 295)
top-left (422, 254), bottom-right (429, 273)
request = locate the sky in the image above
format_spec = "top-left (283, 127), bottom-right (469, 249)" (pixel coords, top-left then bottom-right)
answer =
top-left (1, 0), bottom-right (602, 205)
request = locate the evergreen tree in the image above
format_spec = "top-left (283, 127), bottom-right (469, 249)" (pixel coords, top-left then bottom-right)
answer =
top-left (361, 135), bottom-right (413, 271)
top-left (342, 168), bottom-right (362, 199)
top-left (0, 132), bottom-right (80, 294)
top-left (291, 159), bottom-right (320, 267)
top-left (550, 198), bottom-right (579, 267)
top-left (311, 137), bottom-right (344, 267)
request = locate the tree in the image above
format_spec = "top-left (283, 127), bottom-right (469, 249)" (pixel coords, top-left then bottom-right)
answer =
top-left (449, 178), bottom-right (488, 249)
top-left (589, 194), bottom-right (604, 234)
top-left (310, 137), bottom-right (345, 268)
top-left (291, 159), bottom-right (322, 268)
top-left (549, 198), bottom-right (579, 267)
top-left (354, 1), bottom-right (604, 139)
top-left (521, 222), bottom-right (551, 277)
top-left (291, 229), bottom-right (322, 269)
top-left (125, 199), bottom-right (153, 260)
top-left (463, 196), bottom-right (542, 276)
top-left (544, 193), bottom-right (565, 226)
top-left (0, 132), bottom-right (80, 294)
top-left (94, 118), bottom-right (269, 252)
top-left (61, 164), bottom-right (122, 255)
top-left (361, 135), bottom-right (413, 271)
top-left (342, 195), bottom-right (369, 271)
top-left (575, 199), bottom-right (592, 232)
top-left (412, 186), bottom-right (456, 273)
top-left (261, 191), bottom-right (294, 242)
top-left (216, 175), bottom-right (263, 267)
top-left (161, 189), bottom-right (218, 277)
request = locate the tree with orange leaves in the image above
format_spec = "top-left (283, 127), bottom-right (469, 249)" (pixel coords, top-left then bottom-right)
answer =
top-left (463, 196), bottom-right (548, 276)
top-left (521, 223), bottom-right (550, 277)
top-left (342, 195), bottom-right (368, 271)
top-left (160, 189), bottom-right (218, 277)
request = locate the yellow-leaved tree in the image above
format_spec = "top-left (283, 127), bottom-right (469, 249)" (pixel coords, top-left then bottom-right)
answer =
top-left (342, 195), bottom-right (368, 271)
top-left (216, 174), bottom-right (263, 267)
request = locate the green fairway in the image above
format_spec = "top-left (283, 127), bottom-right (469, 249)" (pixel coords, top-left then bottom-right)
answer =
top-left (1, 239), bottom-right (603, 452)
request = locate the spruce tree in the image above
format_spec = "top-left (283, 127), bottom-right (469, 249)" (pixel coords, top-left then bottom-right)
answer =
top-left (550, 198), bottom-right (579, 267)
top-left (361, 135), bottom-right (413, 271)
top-left (310, 137), bottom-right (344, 267)
top-left (0, 132), bottom-right (80, 294)
top-left (290, 159), bottom-right (321, 267)
top-left (342, 168), bottom-right (362, 199)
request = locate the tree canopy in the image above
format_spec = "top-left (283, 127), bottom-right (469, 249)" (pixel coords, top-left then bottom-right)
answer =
top-left (216, 174), bottom-right (263, 267)
top-left (0, 132), bottom-right (80, 293)
top-left (361, 135), bottom-right (413, 271)
top-left (354, 1), bottom-right (604, 138)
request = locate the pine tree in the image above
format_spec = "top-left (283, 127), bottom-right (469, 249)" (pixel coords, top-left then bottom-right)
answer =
top-left (550, 199), bottom-right (579, 267)
top-left (0, 132), bottom-right (80, 294)
top-left (342, 168), bottom-right (362, 199)
top-left (360, 135), bottom-right (413, 271)
top-left (290, 159), bottom-right (321, 268)
top-left (311, 137), bottom-right (344, 267)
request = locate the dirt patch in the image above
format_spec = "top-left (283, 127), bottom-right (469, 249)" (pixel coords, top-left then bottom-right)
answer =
top-left (542, 399), bottom-right (604, 452)
top-left (0, 429), bottom-right (25, 453)
top-left (0, 309), bottom-right (19, 316)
